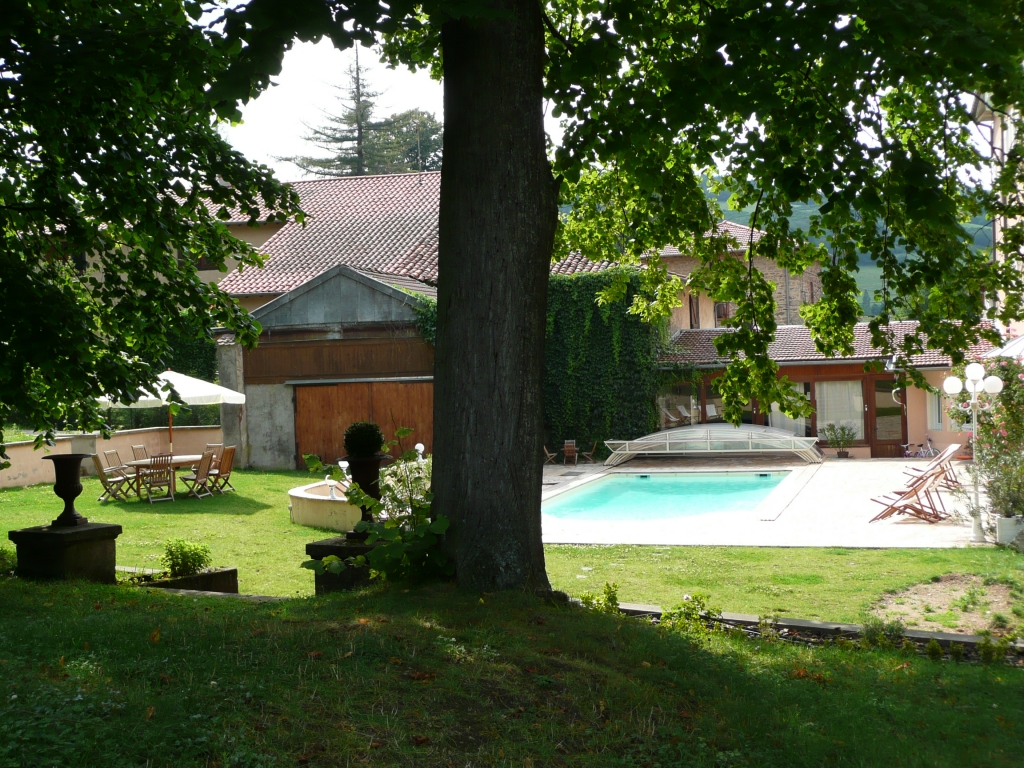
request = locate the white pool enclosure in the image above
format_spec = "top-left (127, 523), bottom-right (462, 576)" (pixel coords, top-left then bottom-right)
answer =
top-left (604, 424), bottom-right (825, 466)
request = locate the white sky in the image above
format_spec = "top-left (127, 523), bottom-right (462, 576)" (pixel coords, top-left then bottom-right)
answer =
top-left (220, 40), bottom-right (563, 182)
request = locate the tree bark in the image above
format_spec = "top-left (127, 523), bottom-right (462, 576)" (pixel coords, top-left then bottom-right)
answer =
top-left (434, 0), bottom-right (556, 592)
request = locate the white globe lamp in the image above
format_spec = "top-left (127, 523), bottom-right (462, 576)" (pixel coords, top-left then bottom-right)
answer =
top-left (942, 376), bottom-right (963, 395)
top-left (983, 376), bottom-right (1004, 395)
top-left (965, 362), bottom-right (986, 382)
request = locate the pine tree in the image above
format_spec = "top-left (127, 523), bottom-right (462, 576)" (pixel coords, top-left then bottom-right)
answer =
top-left (282, 51), bottom-right (442, 177)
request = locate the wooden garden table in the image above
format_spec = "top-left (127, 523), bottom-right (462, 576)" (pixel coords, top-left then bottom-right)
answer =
top-left (125, 454), bottom-right (202, 496)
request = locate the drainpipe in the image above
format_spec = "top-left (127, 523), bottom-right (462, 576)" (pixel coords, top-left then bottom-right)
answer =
top-left (784, 272), bottom-right (791, 324)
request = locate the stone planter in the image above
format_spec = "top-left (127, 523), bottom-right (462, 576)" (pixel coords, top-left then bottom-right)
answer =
top-left (835, 450), bottom-right (850, 459)
top-left (147, 567), bottom-right (239, 593)
top-left (305, 536), bottom-right (381, 593)
top-left (995, 516), bottom-right (1024, 545)
top-left (341, 454), bottom-right (391, 541)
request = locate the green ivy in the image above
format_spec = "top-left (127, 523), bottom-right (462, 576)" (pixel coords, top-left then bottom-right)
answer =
top-left (412, 295), bottom-right (438, 346)
top-left (543, 268), bottom-right (664, 457)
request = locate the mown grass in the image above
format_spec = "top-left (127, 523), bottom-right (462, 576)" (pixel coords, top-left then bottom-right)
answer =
top-left (4, 473), bottom-right (1024, 625)
top-left (545, 545), bottom-right (1024, 624)
top-left (1, 575), bottom-right (1022, 768)
top-left (0, 470), bottom-right (319, 596)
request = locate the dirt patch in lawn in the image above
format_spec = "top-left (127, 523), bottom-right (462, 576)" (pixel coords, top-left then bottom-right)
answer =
top-left (872, 573), bottom-right (1020, 636)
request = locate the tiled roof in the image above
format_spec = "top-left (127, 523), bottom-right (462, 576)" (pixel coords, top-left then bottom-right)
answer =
top-left (220, 173), bottom-right (442, 295)
top-left (218, 173), bottom-right (765, 296)
top-left (662, 320), bottom-right (995, 368)
top-left (550, 252), bottom-right (615, 276)
top-left (661, 221), bottom-right (765, 257)
top-left (362, 270), bottom-right (438, 300)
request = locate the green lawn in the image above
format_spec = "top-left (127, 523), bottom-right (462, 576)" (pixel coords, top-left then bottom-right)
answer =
top-left (1, 576), bottom-right (1022, 768)
top-left (545, 545), bottom-right (1024, 625)
top-left (0, 469), bottom-right (321, 596)
top-left (3, 472), bottom-right (1024, 627)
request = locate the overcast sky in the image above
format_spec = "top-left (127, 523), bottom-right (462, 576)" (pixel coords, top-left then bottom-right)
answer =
top-left (220, 40), bottom-right (563, 182)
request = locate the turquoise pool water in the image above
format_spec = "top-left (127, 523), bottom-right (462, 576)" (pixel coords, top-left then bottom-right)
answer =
top-left (543, 472), bottom-right (787, 522)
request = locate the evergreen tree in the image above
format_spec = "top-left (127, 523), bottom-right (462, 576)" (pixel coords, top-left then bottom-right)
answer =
top-left (282, 51), bottom-right (443, 176)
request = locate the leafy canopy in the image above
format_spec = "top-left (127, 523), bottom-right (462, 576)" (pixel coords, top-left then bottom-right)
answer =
top-left (0, 0), bottom-right (301, 458)
top-left (217, 0), bottom-right (1024, 422)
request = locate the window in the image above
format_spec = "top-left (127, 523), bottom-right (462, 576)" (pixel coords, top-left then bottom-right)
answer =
top-left (689, 294), bottom-right (700, 329)
top-left (770, 382), bottom-right (812, 436)
top-left (928, 391), bottom-right (944, 431)
top-left (714, 302), bottom-right (730, 327)
top-left (814, 380), bottom-right (865, 440)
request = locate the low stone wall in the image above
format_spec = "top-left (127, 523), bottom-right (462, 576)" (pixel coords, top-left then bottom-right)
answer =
top-left (1, 426), bottom-right (223, 489)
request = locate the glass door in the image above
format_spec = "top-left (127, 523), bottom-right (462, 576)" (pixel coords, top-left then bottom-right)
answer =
top-left (868, 378), bottom-right (907, 458)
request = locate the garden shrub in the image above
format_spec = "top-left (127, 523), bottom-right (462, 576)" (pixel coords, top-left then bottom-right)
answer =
top-left (343, 421), bottom-right (386, 458)
top-left (926, 639), bottom-right (944, 661)
top-left (0, 546), bottom-right (16, 572)
top-left (303, 430), bottom-right (452, 582)
top-left (579, 582), bottom-right (620, 614)
top-left (161, 539), bottom-right (212, 578)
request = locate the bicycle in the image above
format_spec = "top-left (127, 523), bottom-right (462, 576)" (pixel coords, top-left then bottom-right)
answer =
top-left (918, 437), bottom-right (940, 458)
top-left (901, 443), bottom-right (922, 458)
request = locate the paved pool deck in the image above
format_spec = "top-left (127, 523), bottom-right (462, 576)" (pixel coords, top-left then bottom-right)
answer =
top-left (541, 456), bottom-right (980, 548)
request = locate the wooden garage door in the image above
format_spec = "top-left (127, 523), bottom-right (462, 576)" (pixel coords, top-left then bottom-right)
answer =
top-left (294, 381), bottom-right (433, 467)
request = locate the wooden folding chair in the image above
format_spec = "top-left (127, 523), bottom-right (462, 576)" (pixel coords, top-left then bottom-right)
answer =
top-left (132, 444), bottom-right (149, 462)
top-left (103, 449), bottom-right (136, 495)
top-left (141, 453), bottom-right (175, 503)
top-left (181, 449), bottom-right (215, 499)
top-left (92, 454), bottom-right (131, 503)
top-left (581, 442), bottom-right (599, 463)
top-left (209, 445), bottom-right (236, 494)
top-left (204, 443), bottom-right (224, 471)
top-left (543, 446), bottom-right (558, 465)
top-left (871, 472), bottom-right (946, 523)
top-left (563, 440), bottom-right (578, 465)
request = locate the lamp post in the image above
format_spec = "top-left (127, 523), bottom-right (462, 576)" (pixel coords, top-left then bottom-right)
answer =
top-left (943, 363), bottom-right (1003, 543)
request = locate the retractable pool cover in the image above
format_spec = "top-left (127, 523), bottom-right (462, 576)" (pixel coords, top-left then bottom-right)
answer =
top-left (604, 424), bottom-right (824, 466)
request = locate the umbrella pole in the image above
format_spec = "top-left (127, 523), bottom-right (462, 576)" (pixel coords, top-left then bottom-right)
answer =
top-left (168, 409), bottom-right (174, 455)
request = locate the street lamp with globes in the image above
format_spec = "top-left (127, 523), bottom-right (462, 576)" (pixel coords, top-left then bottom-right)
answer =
top-left (943, 362), bottom-right (1003, 543)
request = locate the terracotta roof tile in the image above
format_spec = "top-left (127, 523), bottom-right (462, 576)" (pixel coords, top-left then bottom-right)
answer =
top-left (220, 173), bottom-right (442, 295)
top-left (218, 174), bottom-right (765, 295)
top-left (662, 320), bottom-right (995, 368)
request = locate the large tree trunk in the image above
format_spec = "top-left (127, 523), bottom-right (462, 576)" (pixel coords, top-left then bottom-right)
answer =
top-left (434, 0), bottom-right (557, 592)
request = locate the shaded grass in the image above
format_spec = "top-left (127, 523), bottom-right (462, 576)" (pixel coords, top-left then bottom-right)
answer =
top-left (0, 470), bottom-right (320, 596)
top-left (0, 576), bottom-right (1021, 767)
top-left (545, 545), bottom-right (1024, 622)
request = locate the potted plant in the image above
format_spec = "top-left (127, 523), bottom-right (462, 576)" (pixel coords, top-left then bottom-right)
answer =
top-left (985, 455), bottom-right (1024, 544)
top-left (140, 539), bottom-right (238, 593)
top-left (819, 422), bottom-right (857, 459)
top-left (339, 422), bottom-right (392, 537)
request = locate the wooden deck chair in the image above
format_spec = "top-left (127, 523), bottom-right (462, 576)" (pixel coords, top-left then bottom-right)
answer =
top-left (543, 445), bottom-right (558, 465)
top-left (659, 406), bottom-right (681, 426)
top-left (903, 443), bottom-right (962, 493)
top-left (870, 472), bottom-right (946, 523)
top-left (92, 454), bottom-right (131, 502)
top-left (141, 453), bottom-right (175, 503)
top-left (677, 405), bottom-right (692, 425)
top-left (581, 442), bottom-right (599, 463)
top-left (705, 403), bottom-right (720, 421)
top-left (563, 439), bottom-right (578, 465)
top-left (181, 450), bottom-right (215, 499)
top-left (131, 444), bottom-right (149, 462)
top-left (209, 445), bottom-right (237, 494)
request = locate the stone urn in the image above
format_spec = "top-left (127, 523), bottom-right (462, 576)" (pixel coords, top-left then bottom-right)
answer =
top-left (341, 454), bottom-right (392, 540)
top-left (45, 453), bottom-right (92, 527)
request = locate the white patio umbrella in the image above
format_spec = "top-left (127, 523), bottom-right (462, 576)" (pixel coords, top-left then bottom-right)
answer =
top-left (98, 370), bottom-right (245, 453)
top-left (984, 335), bottom-right (1024, 360)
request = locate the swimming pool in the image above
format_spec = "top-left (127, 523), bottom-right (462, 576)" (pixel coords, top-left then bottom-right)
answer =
top-left (542, 472), bottom-right (787, 522)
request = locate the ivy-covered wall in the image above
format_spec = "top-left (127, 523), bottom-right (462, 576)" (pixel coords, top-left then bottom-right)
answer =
top-left (412, 268), bottom-right (665, 457)
top-left (543, 269), bottom-right (663, 456)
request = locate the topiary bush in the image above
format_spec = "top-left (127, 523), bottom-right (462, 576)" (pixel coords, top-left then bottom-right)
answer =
top-left (344, 421), bottom-right (386, 459)
top-left (161, 539), bottom-right (212, 578)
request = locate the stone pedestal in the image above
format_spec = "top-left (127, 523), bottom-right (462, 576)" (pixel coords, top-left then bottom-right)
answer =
top-left (305, 536), bottom-right (379, 594)
top-left (8, 523), bottom-right (123, 583)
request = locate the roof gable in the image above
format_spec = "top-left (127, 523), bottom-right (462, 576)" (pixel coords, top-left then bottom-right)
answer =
top-left (251, 264), bottom-right (426, 330)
